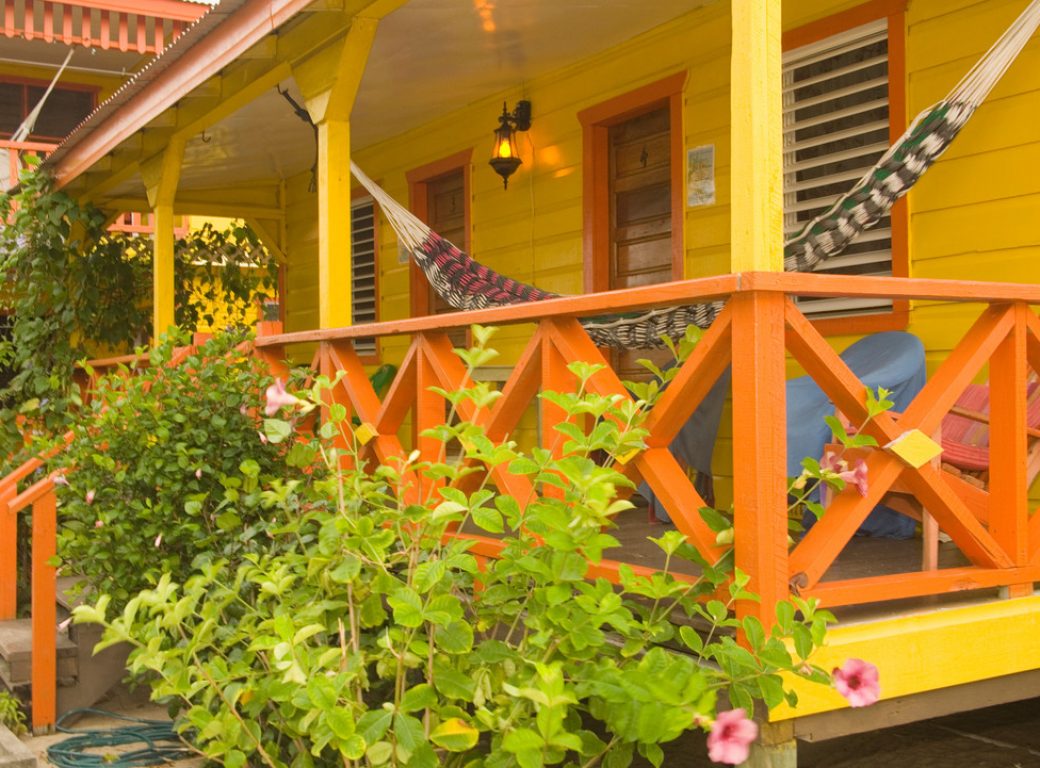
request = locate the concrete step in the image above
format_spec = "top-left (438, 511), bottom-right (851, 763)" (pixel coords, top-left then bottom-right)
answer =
top-left (0, 620), bottom-right (78, 689)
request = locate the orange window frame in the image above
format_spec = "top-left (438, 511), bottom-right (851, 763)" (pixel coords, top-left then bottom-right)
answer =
top-left (783, 0), bottom-right (909, 335)
top-left (0, 76), bottom-right (99, 142)
top-left (578, 72), bottom-right (687, 295)
top-left (405, 149), bottom-right (473, 318)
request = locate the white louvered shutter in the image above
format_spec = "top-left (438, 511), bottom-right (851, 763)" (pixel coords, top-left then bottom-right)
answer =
top-left (783, 19), bottom-right (894, 317)
top-left (351, 197), bottom-right (378, 356)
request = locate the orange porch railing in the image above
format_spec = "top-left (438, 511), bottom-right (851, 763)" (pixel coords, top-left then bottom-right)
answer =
top-left (1, 138), bottom-right (55, 191)
top-left (10, 272), bottom-right (1040, 730)
top-left (254, 272), bottom-right (1040, 628)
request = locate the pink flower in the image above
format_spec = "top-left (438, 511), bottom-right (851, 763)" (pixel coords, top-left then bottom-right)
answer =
top-left (94, 519), bottom-right (104, 529)
top-left (707, 709), bottom-right (758, 765)
top-left (52, 474), bottom-right (69, 486)
top-left (840, 460), bottom-right (869, 497)
top-left (833, 658), bottom-right (880, 708)
top-left (258, 431), bottom-right (268, 445)
top-left (264, 379), bottom-right (300, 416)
top-left (820, 451), bottom-right (845, 474)
top-left (195, 468), bottom-right (203, 479)
top-left (86, 489), bottom-right (96, 505)
top-left (154, 533), bottom-right (163, 548)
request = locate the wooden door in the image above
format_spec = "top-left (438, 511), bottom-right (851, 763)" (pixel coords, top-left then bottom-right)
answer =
top-left (422, 170), bottom-right (466, 348)
top-left (608, 105), bottom-right (674, 382)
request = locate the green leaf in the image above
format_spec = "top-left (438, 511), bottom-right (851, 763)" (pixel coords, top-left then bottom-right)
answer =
top-left (358, 709), bottom-right (393, 745)
top-left (502, 728), bottom-right (544, 753)
top-left (329, 555), bottom-right (362, 584)
top-left (430, 718), bottom-right (479, 752)
top-left (394, 712), bottom-right (426, 755)
top-left (327, 707), bottom-right (356, 740)
top-left (400, 684), bottom-right (437, 713)
top-left (388, 588), bottom-right (424, 627)
top-left (470, 505), bottom-right (504, 533)
top-left (263, 418), bottom-right (292, 444)
top-left (436, 621), bottom-right (474, 654)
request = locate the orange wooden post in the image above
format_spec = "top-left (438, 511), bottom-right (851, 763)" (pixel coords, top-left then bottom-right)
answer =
top-left (31, 488), bottom-right (57, 732)
top-left (989, 302), bottom-right (1031, 596)
top-left (730, 290), bottom-right (789, 627)
top-left (540, 320), bottom-right (575, 499)
top-left (0, 484), bottom-right (16, 619)
top-left (415, 334), bottom-right (448, 499)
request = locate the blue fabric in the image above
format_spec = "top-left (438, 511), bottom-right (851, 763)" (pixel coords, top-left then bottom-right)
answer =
top-left (641, 331), bottom-right (925, 539)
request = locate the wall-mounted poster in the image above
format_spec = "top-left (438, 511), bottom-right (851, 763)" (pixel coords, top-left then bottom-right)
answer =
top-left (686, 144), bottom-right (715, 207)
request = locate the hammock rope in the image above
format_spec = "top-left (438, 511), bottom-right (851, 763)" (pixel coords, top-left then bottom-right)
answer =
top-left (351, 0), bottom-right (1040, 349)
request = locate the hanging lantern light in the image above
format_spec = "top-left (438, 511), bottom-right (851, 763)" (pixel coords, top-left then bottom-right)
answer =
top-left (488, 100), bottom-right (531, 189)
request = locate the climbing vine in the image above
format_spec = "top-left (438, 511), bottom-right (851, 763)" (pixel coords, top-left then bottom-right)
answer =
top-left (0, 165), bottom-right (278, 456)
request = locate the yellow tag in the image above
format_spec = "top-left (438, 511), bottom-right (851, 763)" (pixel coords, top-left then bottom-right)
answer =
top-left (355, 422), bottom-right (378, 446)
top-left (885, 429), bottom-right (942, 469)
top-left (615, 449), bottom-right (640, 466)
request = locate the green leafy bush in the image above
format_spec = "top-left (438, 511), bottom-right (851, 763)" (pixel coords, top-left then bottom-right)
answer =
top-left (0, 689), bottom-right (27, 736)
top-left (56, 331), bottom-right (311, 607)
top-left (78, 328), bottom-right (840, 768)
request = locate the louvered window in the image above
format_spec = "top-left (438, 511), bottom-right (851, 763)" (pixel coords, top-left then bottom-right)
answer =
top-left (783, 19), bottom-right (893, 317)
top-left (351, 197), bottom-right (378, 357)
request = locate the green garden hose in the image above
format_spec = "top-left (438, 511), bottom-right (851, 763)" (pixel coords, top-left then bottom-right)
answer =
top-left (45, 709), bottom-right (193, 768)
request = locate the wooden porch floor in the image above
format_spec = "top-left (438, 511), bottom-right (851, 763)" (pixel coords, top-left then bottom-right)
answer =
top-left (608, 503), bottom-right (1001, 623)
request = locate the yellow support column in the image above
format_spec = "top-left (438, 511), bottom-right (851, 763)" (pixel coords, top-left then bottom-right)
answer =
top-left (141, 139), bottom-right (185, 342)
top-left (295, 16), bottom-right (379, 330)
top-left (730, 0), bottom-right (783, 273)
top-left (316, 118), bottom-right (353, 329)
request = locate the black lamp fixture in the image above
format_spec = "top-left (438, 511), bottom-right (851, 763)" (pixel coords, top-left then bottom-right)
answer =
top-left (489, 99), bottom-right (531, 189)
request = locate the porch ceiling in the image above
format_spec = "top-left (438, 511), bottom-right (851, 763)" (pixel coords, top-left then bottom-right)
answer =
top-left (58, 0), bottom-right (715, 207)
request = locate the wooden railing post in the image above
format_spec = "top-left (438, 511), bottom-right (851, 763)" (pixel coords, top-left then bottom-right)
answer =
top-left (731, 290), bottom-right (789, 627)
top-left (540, 320), bottom-right (575, 499)
top-left (0, 485), bottom-right (16, 619)
top-left (415, 334), bottom-right (447, 499)
top-left (990, 302), bottom-right (1030, 596)
top-left (31, 487), bottom-right (57, 733)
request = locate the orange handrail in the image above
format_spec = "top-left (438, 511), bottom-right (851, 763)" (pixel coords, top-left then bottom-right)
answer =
top-left (1, 475), bottom-right (59, 732)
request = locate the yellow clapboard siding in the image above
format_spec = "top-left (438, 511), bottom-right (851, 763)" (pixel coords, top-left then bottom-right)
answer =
top-left (908, 0), bottom-right (1032, 76)
top-left (911, 142), bottom-right (1040, 214)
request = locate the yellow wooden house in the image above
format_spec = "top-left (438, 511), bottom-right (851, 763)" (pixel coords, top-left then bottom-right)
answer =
top-left (13, 0), bottom-right (1040, 759)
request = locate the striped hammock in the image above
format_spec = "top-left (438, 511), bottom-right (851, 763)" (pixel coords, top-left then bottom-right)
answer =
top-left (352, 0), bottom-right (1040, 349)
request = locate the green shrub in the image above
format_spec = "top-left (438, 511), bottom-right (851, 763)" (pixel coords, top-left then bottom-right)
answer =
top-left (77, 328), bottom-right (839, 768)
top-left (0, 690), bottom-right (27, 736)
top-left (56, 331), bottom-right (311, 608)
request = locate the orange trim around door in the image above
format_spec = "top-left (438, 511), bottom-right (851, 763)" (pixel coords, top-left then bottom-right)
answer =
top-left (578, 71), bottom-right (687, 295)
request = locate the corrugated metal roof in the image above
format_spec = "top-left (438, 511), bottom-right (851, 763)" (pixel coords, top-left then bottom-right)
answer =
top-left (43, 0), bottom-right (247, 170)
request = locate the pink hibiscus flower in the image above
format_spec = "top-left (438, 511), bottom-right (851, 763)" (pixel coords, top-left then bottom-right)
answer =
top-left (707, 708), bottom-right (758, 765)
top-left (833, 658), bottom-right (880, 707)
top-left (264, 379), bottom-right (301, 416)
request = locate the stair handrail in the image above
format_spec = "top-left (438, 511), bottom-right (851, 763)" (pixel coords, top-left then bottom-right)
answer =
top-left (0, 473), bottom-right (59, 733)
